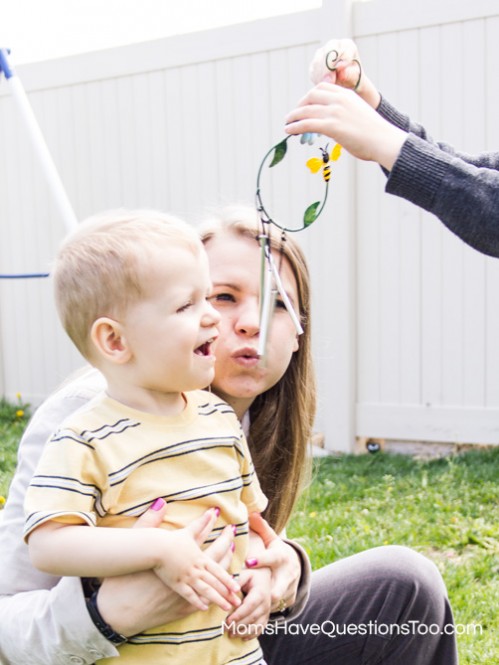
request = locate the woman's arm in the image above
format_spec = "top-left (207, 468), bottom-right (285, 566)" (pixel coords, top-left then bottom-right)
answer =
top-left (300, 38), bottom-right (499, 257)
top-left (0, 370), bottom-right (119, 665)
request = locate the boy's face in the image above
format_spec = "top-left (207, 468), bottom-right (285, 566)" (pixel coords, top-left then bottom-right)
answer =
top-left (122, 243), bottom-right (220, 394)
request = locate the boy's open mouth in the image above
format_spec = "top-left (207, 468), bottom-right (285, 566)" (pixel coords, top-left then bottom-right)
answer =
top-left (194, 339), bottom-right (215, 356)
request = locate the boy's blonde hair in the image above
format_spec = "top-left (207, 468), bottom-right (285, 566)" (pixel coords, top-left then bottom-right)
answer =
top-left (53, 209), bottom-right (201, 359)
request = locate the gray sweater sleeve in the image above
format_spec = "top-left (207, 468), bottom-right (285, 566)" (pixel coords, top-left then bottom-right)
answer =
top-left (377, 96), bottom-right (499, 258)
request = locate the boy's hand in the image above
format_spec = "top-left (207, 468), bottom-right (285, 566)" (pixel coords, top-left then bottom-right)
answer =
top-left (96, 502), bottom-right (236, 636)
top-left (153, 509), bottom-right (241, 613)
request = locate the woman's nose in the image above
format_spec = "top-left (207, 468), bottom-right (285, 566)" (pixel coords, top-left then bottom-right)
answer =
top-left (235, 300), bottom-right (260, 336)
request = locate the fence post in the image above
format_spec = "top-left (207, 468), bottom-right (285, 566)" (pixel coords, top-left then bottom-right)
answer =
top-left (315, 0), bottom-right (357, 452)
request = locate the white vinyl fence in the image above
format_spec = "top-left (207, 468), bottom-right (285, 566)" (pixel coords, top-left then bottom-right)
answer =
top-left (354, 0), bottom-right (499, 448)
top-left (1, 0), bottom-right (499, 451)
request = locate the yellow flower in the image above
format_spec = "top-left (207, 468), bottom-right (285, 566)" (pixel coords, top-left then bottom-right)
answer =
top-left (16, 409), bottom-right (24, 419)
top-left (309, 511), bottom-right (317, 518)
top-left (16, 392), bottom-right (22, 400)
top-left (0, 496), bottom-right (5, 507)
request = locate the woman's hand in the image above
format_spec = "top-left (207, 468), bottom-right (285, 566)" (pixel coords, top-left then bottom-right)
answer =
top-left (225, 566), bottom-right (272, 640)
top-left (94, 500), bottom-right (235, 637)
top-left (308, 38), bottom-right (381, 109)
top-left (285, 82), bottom-right (407, 170)
top-left (245, 513), bottom-right (302, 614)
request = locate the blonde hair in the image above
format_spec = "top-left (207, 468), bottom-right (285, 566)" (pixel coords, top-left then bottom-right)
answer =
top-left (53, 209), bottom-right (201, 358)
top-left (200, 206), bottom-right (316, 532)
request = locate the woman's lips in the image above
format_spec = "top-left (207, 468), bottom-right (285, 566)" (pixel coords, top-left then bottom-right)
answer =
top-left (231, 347), bottom-right (261, 367)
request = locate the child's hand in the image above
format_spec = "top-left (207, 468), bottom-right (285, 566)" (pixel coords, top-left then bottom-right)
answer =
top-left (225, 566), bottom-right (272, 640)
top-left (153, 510), bottom-right (241, 613)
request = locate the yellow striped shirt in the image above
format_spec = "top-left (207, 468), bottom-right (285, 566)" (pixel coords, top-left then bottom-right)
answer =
top-left (25, 389), bottom-right (267, 665)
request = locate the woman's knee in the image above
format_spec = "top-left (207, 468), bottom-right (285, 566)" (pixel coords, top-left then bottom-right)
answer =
top-left (366, 546), bottom-right (451, 623)
top-left (313, 545), bottom-right (450, 624)
top-left (375, 546), bottom-right (446, 594)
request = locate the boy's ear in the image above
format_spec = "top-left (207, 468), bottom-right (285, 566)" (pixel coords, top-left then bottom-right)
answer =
top-left (90, 317), bottom-right (131, 364)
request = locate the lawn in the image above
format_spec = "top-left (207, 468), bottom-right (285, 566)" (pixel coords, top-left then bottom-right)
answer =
top-left (0, 397), bottom-right (29, 506)
top-left (288, 451), bottom-right (499, 664)
top-left (1, 400), bottom-right (498, 663)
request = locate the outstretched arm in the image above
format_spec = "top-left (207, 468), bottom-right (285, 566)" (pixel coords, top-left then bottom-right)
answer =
top-left (285, 38), bottom-right (499, 257)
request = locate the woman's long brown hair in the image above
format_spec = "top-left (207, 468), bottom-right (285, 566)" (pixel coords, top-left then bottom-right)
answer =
top-left (200, 207), bottom-right (316, 533)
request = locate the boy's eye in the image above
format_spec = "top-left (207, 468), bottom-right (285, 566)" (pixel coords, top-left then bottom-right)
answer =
top-left (177, 302), bottom-right (192, 313)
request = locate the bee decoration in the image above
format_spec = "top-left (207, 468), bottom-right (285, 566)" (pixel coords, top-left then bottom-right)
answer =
top-left (254, 133), bottom-right (343, 360)
top-left (306, 143), bottom-right (342, 182)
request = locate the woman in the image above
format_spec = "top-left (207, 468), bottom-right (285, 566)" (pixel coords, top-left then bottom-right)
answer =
top-left (285, 38), bottom-right (499, 258)
top-left (0, 207), bottom-right (456, 664)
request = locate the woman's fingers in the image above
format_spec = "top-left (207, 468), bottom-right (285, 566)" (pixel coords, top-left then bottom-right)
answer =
top-left (248, 512), bottom-right (277, 547)
top-left (246, 541), bottom-right (300, 611)
top-left (205, 524), bottom-right (236, 569)
top-left (310, 39), bottom-right (360, 83)
top-left (226, 569), bottom-right (271, 639)
top-left (133, 497), bottom-right (168, 528)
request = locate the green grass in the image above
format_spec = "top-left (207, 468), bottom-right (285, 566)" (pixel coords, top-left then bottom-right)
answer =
top-left (288, 452), bottom-right (499, 664)
top-left (0, 397), bottom-right (30, 502)
top-left (1, 400), bottom-right (498, 662)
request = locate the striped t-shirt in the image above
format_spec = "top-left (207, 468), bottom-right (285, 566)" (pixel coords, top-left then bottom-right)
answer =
top-left (24, 389), bottom-right (267, 665)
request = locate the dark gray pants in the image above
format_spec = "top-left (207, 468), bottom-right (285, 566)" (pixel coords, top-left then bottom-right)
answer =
top-left (260, 546), bottom-right (457, 664)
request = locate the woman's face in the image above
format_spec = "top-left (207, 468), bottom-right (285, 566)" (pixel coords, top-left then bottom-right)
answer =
top-left (205, 232), bottom-right (300, 418)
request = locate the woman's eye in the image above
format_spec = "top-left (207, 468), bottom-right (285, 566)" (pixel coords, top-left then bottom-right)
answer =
top-left (275, 298), bottom-right (287, 310)
top-left (177, 302), bottom-right (192, 313)
top-left (210, 293), bottom-right (236, 304)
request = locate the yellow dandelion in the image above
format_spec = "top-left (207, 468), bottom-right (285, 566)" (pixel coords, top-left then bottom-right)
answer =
top-left (16, 409), bottom-right (24, 418)
top-left (16, 392), bottom-right (22, 400)
top-left (309, 511), bottom-right (317, 518)
top-left (0, 496), bottom-right (5, 507)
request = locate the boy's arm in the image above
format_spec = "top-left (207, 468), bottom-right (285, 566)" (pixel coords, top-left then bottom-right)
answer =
top-left (28, 516), bottom-right (241, 612)
top-left (28, 521), bottom-right (169, 576)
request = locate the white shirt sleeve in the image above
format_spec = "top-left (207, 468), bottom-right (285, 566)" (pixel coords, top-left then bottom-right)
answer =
top-left (0, 368), bottom-right (117, 665)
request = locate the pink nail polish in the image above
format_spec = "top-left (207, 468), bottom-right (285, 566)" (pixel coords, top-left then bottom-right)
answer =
top-left (213, 506), bottom-right (220, 517)
top-left (246, 558), bottom-right (258, 568)
top-left (230, 542), bottom-right (236, 552)
top-left (151, 497), bottom-right (166, 511)
top-left (232, 525), bottom-right (237, 535)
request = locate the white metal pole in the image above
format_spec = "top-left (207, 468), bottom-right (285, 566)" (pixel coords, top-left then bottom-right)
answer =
top-left (0, 48), bottom-right (78, 233)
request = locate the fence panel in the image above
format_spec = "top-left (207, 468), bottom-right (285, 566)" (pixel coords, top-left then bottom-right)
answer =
top-left (354, 0), bottom-right (499, 444)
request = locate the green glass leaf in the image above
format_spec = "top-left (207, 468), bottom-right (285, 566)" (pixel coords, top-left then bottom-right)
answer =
top-left (269, 139), bottom-right (288, 167)
top-left (304, 201), bottom-right (320, 227)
